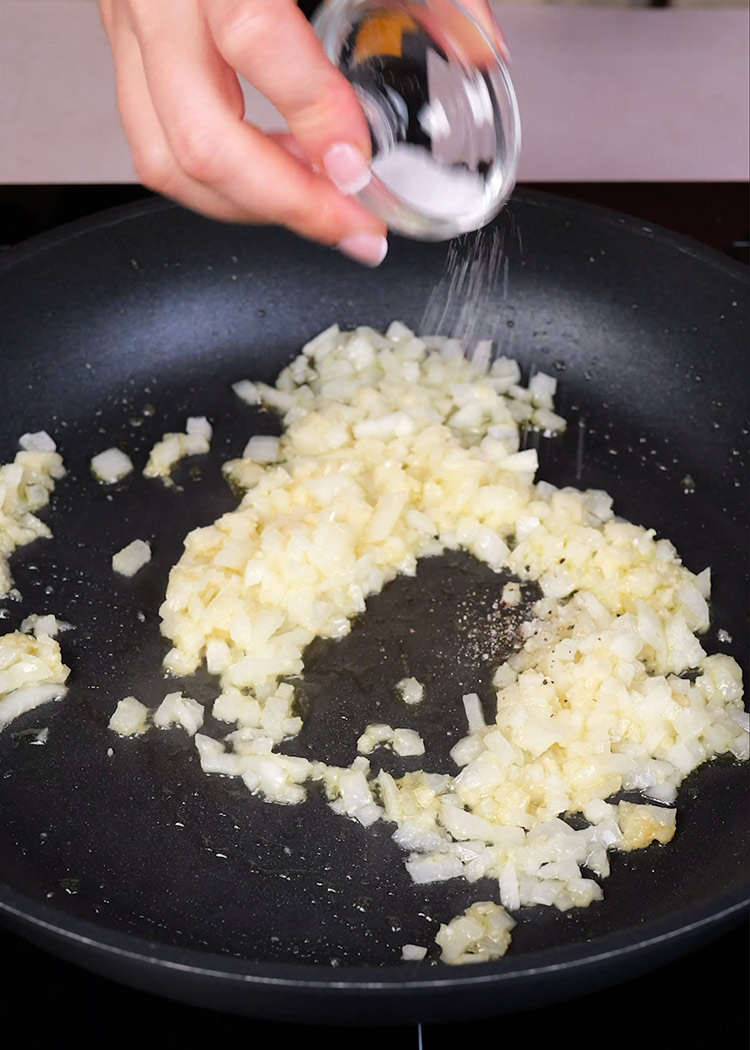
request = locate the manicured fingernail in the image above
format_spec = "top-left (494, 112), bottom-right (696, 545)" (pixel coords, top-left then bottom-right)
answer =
top-left (324, 143), bottom-right (371, 195)
top-left (337, 233), bottom-right (388, 267)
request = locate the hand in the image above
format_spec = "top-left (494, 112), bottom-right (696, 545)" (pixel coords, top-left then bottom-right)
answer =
top-left (99, 0), bottom-right (388, 266)
top-left (98, 1), bottom-right (506, 265)
top-left (421, 1), bottom-right (510, 65)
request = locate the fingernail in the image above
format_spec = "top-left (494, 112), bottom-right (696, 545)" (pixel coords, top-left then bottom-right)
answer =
top-left (337, 233), bottom-right (388, 267)
top-left (324, 143), bottom-right (371, 195)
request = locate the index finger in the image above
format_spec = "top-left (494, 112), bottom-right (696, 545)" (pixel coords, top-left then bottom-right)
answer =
top-left (413, 0), bottom-right (509, 67)
top-left (205, 0), bottom-right (375, 193)
top-left (132, 1), bottom-right (387, 254)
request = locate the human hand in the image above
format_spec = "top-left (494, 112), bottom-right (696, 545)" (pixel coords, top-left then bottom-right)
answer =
top-left (99, 1), bottom-right (507, 265)
top-left (421, 0), bottom-right (510, 64)
top-left (99, 0), bottom-right (389, 266)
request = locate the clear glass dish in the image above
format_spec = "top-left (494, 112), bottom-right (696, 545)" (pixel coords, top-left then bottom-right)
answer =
top-left (314, 0), bottom-right (521, 241)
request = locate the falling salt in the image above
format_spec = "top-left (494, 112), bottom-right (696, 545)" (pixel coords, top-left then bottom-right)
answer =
top-left (421, 222), bottom-right (518, 353)
top-left (372, 144), bottom-right (486, 220)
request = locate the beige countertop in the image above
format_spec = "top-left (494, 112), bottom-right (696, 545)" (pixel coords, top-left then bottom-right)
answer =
top-left (1, 1), bottom-right (748, 183)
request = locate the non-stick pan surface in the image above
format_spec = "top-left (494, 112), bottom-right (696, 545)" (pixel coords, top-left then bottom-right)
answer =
top-left (0, 191), bottom-right (747, 1024)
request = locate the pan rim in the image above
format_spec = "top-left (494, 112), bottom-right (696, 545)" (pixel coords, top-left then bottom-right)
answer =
top-left (0, 188), bottom-right (748, 993)
top-left (1, 886), bottom-right (747, 990)
top-left (1, 188), bottom-right (748, 288)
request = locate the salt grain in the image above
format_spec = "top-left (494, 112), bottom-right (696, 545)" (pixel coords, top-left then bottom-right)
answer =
top-left (373, 144), bottom-right (486, 219)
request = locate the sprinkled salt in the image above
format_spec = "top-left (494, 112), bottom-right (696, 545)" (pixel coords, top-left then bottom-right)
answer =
top-left (372, 144), bottom-right (486, 220)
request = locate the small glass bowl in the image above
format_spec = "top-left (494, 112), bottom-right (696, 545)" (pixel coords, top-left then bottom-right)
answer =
top-left (314, 0), bottom-right (521, 241)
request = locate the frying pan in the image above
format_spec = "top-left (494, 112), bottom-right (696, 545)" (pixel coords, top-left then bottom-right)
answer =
top-left (0, 190), bottom-right (747, 1025)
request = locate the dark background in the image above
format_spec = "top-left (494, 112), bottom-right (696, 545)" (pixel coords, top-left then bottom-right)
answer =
top-left (0, 920), bottom-right (746, 1047)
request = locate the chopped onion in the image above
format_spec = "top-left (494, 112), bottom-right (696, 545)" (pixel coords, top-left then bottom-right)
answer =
top-left (0, 630), bottom-right (69, 731)
top-left (401, 944), bottom-right (427, 961)
top-left (435, 901), bottom-right (515, 964)
top-left (91, 447), bottom-right (133, 484)
top-left (0, 682), bottom-right (67, 732)
top-left (616, 801), bottom-right (676, 851)
top-left (112, 539), bottom-right (151, 577)
top-left (462, 694), bottom-right (485, 733)
top-left (144, 418), bottom-right (212, 479)
top-left (242, 435), bottom-right (280, 463)
top-left (19, 431), bottom-right (56, 453)
top-left (1, 445), bottom-right (65, 596)
top-left (531, 407), bottom-right (567, 434)
top-left (232, 379), bottom-right (262, 405)
top-left (109, 696), bottom-right (150, 737)
top-left (528, 372), bottom-right (557, 409)
top-left (153, 691), bottom-right (204, 736)
top-left (397, 677), bottom-right (424, 705)
top-left (142, 322), bottom-right (746, 964)
top-left (357, 723), bottom-right (425, 757)
top-left (406, 853), bottom-right (463, 885)
top-left (20, 613), bottom-right (73, 638)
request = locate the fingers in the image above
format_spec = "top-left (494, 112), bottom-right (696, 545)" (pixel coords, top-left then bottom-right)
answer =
top-left (103, 0), bottom-right (387, 263)
top-left (459, 0), bottom-right (510, 62)
top-left (411, 0), bottom-right (509, 67)
top-left (105, 6), bottom-right (250, 222)
top-left (136, 0), bottom-right (386, 247)
top-left (204, 0), bottom-right (374, 194)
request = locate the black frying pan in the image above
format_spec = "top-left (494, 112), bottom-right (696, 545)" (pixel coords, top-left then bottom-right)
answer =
top-left (0, 191), bottom-right (747, 1025)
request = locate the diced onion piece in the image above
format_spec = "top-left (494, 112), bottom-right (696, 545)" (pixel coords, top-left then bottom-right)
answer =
top-left (695, 567), bottom-right (711, 599)
top-left (338, 769), bottom-right (375, 812)
top-left (531, 407), bottom-right (566, 434)
top-left (0, 683), bottom-right (67, 732)
top-left (153, 691), bottom-right (204, 736)
top-left (144, 418), bottom-right (212, 478)
top-left (392, 728), bottom-right (425, 757)
top-left (195, 734), bottom-right (251, 777)
top-left (20, 614), bottom-right (73, 638)
top-left (386, 321), bottom-right (414, 342)
top-left (19, 431), bottom-right (56, 453)
top-left (401, 944), bottom-right (427, 962)
top-left (108, 696), bottom-right (150, 737)
top-left (616, 802), bottom-right (676, 851)
top-left (462, 693), bottom-right (485, 733)
top-left (243, 435), bottom-right (280, 463)
top-left (91, 447), bottom-right (133, 484)
top-left (326, 766), bottom-right (382, 824)
top-left (1, 445), bottom-right (65, 596)
top-left (357, 723), bottom-right (425, 757)
top-left (232, 379), bottom-right (262, 405)
top-left (528, 372), bottom-right (557, 409)
top-left (501, 582), bottom-right (521, 607)
top-left (0, 631), bottom-right (69, 730)
top-left (406, 853), bottom-right (463, 885)
top-left (240, 753), bottom-right (312, 805)
top-left (112, 539), bottom-right (152, 577)
top-left (397, 677), bottom-right (424, 705)
top-left (186, 416), bottom-right (213, 441)
top-left (436, 901), bottom-right (515, 965)
top-left (500, 450), bottom-right (538, 473)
